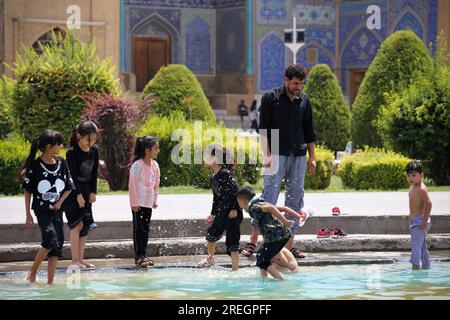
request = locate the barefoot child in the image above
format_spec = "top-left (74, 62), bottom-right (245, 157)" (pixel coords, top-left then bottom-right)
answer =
top-left (64, 121), bottom-right (99, 269)
top-left (237, 186), bottom-right (304, 280)
top-left (197, 144), bottom-right (243, 271)
top-left (406, 160), bottom-right (432, 270)
top-left (17, 130), bottom-right (74, 284)
top-left (128, 136), bottom-right (160, 267)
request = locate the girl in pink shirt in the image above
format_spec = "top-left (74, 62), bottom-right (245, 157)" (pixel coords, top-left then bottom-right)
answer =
top-left (128, 136), bottom-right (160, 267)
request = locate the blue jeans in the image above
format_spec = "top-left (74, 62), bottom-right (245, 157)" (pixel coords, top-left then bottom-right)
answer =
top-left (251, 153), bottom-right (307, 234)
top-left (410, 215), bottom-right (431, 268)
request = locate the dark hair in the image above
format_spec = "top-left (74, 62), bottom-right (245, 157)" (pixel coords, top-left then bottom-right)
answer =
top-left (206, 143), bottom-right (235, 170)
top-left (251, 100), bottom-right (257, 111)
top-left (237, 186), bottom-right (256, 201)
top-left (69, 120), bottom-right (99, 147)
top-left (16, 129), bottom-right (64, 182)
top-left (131, 135), bottom-right (159, 163)
top-left (285, 64), bottom-right (307, 81)
top-left (406, 160), bottom-right (423, 174)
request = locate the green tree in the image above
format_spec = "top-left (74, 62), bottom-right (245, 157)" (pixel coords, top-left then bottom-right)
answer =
top-left (306, 64), bottom-right (351, 152)
top-left (140, 64), bottom-right (216, 123)
top-left (0, 76), bottom-right (15, 138)
top-left (351, 30), bottom-right (434, 148)
top-left (7, 31), bottom-right (118, 141)
top-left (376, 32), bottom-right (450, 184)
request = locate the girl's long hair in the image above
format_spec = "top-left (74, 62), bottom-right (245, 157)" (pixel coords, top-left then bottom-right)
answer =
top-left (130, 136), bottom-right (158, 164)
top-left (69, 120), bottom-right (99, 147)
top-left (16, 129), bottom-right (64, 182)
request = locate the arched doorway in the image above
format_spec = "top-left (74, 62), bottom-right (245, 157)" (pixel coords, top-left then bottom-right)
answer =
top-left (133, 20), bottom-right (172, 92)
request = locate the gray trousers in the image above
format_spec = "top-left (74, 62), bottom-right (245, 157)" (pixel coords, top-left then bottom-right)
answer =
top-left (253, 153), bottom-right (307, 234)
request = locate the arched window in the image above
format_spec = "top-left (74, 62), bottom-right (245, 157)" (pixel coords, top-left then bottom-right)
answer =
top-left (32, 28), bottom-right (66, 55)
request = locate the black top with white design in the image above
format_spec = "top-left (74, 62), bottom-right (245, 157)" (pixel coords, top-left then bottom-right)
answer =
top-left (210, 167), bottom-right (241, 217)
top-left (23, 158), bottom-right (75, 212)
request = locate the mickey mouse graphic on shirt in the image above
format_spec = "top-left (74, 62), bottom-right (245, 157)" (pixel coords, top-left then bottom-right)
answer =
top-left (23, 159), bottom-right (74, 212)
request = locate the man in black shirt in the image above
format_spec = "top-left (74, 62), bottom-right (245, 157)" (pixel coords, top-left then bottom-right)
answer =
top-left (242, 64), bottom-right (316, 259)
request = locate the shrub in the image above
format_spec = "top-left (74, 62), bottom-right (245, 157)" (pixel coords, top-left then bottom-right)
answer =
top-left (0, 136), bottom-right (30, 195)
top-left (306, 64), bottom-right (351, 152)
top-left (82, 93), bottom-right (152, 191)
top-left (137, 111), bottom-right (261, 187)
top-left (0, 77), bottom-right (15, 138)
top-left (376, 32), bottom-right (450, 184)
top-left (304, 145), bottom-right (335, 190)
top-left (8, 31), bottom-right (118, 141)
top-left (140, 64), bottom-right (216, 123)
top-left (338, 147), bottom-right (411, 190)
top-left (351, 31), bottom-right (434, 148)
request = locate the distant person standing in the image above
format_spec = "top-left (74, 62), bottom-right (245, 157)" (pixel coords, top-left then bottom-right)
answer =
top-left (250, 100), bottom-right (258, 131)
top-left (237, 100), bottom-right (248, 122)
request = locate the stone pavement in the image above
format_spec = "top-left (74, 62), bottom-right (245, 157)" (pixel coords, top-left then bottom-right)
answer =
top-left (1, 191), bottom-right (450, 224)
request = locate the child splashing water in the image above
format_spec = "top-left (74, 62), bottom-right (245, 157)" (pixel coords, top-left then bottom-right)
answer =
top-left (197, 144), bottom-right (243, 271)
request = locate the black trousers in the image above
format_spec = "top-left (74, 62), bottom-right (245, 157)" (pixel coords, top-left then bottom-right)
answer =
top-left (132, 207), bottom-right (152, 260)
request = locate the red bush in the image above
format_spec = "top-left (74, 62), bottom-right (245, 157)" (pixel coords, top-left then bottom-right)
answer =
top-left (81, 93), bottom-right (153, 191)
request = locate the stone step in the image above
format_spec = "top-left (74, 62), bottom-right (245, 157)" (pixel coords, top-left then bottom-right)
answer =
top-left (1, 216), bottom-right (449, 245)
top-left (1, 234), bottom-right (449, 262)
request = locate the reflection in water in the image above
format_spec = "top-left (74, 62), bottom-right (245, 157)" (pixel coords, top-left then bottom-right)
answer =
top-left (0, 263), bottom-right (449, 300)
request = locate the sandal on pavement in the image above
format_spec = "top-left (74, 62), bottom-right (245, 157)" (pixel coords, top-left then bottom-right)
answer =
top-left (197, 256), bottom-right (214, 268)
top-left (317, 228), bottom-right (331, 238)
top-left (143, 257), bottom-right (154, 266)
top-left (240, 242), bottom-right (256, 257)
top-left (290, 247), bottom-right (306, 259)
top-left (136, 257), bottom-right (151, 267)
top-left (329, 227), bottom-right (347, 237)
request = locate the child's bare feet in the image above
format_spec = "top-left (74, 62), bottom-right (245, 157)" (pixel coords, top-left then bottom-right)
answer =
top-left (69, 261), bottom-right (86, 270)
top-left (197, 256), bottom-right (214, 268)
top-left (80, 260), bottom-right (96, 268)
top-left (26, 270), bottom-right (37, 283)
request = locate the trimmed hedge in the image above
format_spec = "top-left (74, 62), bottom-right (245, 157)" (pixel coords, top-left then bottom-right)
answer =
top-left (304, 145), bottom-right (334, 190)
top-left (376, 33), bottom-right (450, 185)
top-left (138, 111), bottom-right (334, 190)
top-left (0, 77), bottom-right (15, 138)
top-left (338, 147), bottom-right (411, 190)
top-left (8, 31), bottom-right (118, 141)
top-left (306, 64), bottom-right (351, 152)
top-left (0, 136), bottom-right (30, 195)
top-left (351, 30), bottom-right (434, 148)
top-left (137, 111), bottom-right (261, 188)
top-left (140, 64), bottom-right (216, 124)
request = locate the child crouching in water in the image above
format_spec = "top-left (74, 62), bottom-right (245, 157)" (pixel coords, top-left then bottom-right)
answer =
top-left (17, 130), bottom-right (74, 284)
top-left (406, 160), bottom-right (432, 270)
top-left (237, 186), bottom-right (302, 280)
top-left (197, 144), bottom-right (243, 271)
top-left (129, 136), bottom-right (160, 267)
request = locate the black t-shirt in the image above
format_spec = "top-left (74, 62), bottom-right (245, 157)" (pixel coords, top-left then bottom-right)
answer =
top-left (210, 167), bottom-right (242, 217)
top-left (259, 86), bottom-right (316, 156)
top-left (66, 143), bottom-right (99, 199)
top-left (23, 158), bottom-right (75, 212)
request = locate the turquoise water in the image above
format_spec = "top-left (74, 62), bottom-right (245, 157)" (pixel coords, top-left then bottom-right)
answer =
top-left (0, 262), bottom-right (449, 300)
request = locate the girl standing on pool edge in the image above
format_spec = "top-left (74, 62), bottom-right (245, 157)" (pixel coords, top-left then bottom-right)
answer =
top-left (128, 136), bottom-right (160, 267)
top-left (64, 121), bottom-right (100, 269)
